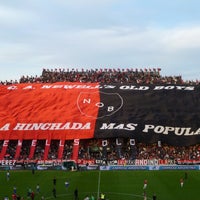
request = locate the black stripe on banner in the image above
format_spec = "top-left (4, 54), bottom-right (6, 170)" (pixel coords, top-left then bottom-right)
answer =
top-left (94, 84), bottom-right (200, 146)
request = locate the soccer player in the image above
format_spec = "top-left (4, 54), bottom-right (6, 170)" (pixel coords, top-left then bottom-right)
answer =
top-left (36, 184), bottom-right (40, 194)
top-left (6, 170), bottom-right (10, 181)
top-left (90, 194), bottom-right (95, 200)
top-left (52, 187), bottom-right (56, 198)
top-left (84, 195), bottom-right (90, 200)
top-left (184, 172), bottom-right (188, 180)
top-left (12, 193), bottom-right (16, 200)
top-left (100, 193), bottom-right (105, 200)
top-left (31, 191), bottom-right (35, 200)
top-left (143, 179), bottom-right (148, 190)
top-left (53, 177), bottom-right (56, 186)
top-left (143, 191), bottom-right (147, 200)
top-left (180, 178), bottom-right (184, 188)
top-left (32, 166), bottom-right (35, 175)
top-left (74, 188), bottom-right (78, 200)
top-left (27, 187), bottom-right (32, 199)
top-left (13, 186), bottom-right (17, 195)
top-left (65, 181), bottom-right (69, 190)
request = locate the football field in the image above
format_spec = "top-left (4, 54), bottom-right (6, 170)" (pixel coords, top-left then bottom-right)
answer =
top-left (0, 170), bottom-right (199, 200)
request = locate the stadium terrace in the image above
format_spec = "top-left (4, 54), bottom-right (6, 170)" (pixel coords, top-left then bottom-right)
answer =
top-left (0, 68), bottom-right (200, 166)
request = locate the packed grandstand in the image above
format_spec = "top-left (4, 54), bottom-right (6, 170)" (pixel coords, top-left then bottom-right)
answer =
top-left (0, 68), bottom-right (200, 170)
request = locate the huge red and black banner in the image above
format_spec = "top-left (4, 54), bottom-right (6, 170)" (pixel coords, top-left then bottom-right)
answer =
top-left (0, 83), bottom-right (200, 146)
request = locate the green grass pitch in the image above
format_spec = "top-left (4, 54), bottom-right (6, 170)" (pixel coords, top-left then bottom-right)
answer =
top-left (0, 170), bottom-right (199, 200)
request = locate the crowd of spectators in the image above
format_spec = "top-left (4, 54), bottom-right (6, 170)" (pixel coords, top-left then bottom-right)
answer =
top-left (18, 140), bottom-right (31, 160)
top-left (1, 139), bottom-right (200, 163)
top-left (0, 68), bottom-right (199, 85)
top-left (33, 140), bottom-right (45, 160)
top-left (52, 138), bottom-right (197, 162)
top-left (78, 139), bottom-right (200, 161)
top-left (4, 140), bottom-right (17, 160)
top-left (0, 67), bottom-right (199, 163)
top-left (135, 142), bottom-right (200, 161)
top-left (62, 140), bottom-right (73, 160)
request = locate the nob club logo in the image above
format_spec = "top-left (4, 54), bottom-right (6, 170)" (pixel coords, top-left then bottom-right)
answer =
top-left (77, 91), bottom-right (123, 119)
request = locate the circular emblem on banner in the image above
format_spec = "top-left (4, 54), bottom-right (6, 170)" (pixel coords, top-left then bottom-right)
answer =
top-left (77, 91), bottom-right (123, 119)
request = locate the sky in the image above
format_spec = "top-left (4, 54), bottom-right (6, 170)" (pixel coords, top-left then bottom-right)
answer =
top-left (0, 0), bottom-right (200, 82)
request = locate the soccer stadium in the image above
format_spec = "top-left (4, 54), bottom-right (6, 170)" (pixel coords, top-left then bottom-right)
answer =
top-left (0, 68), bottom-right (200, 200)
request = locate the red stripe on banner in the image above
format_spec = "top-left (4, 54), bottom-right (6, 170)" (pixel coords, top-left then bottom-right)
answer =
top-left (58, 140), bottom-right (65, 159)
top-left (29, 140), bottom-right (37, 159)
top-left (0, 82), bottom-right (100, 140)
top-left (72, 139), bottom-right (80, 162)
top-left (43, 139), bottom-right (51, 160)
top-left (0, 140), bottom-right (9, 159)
